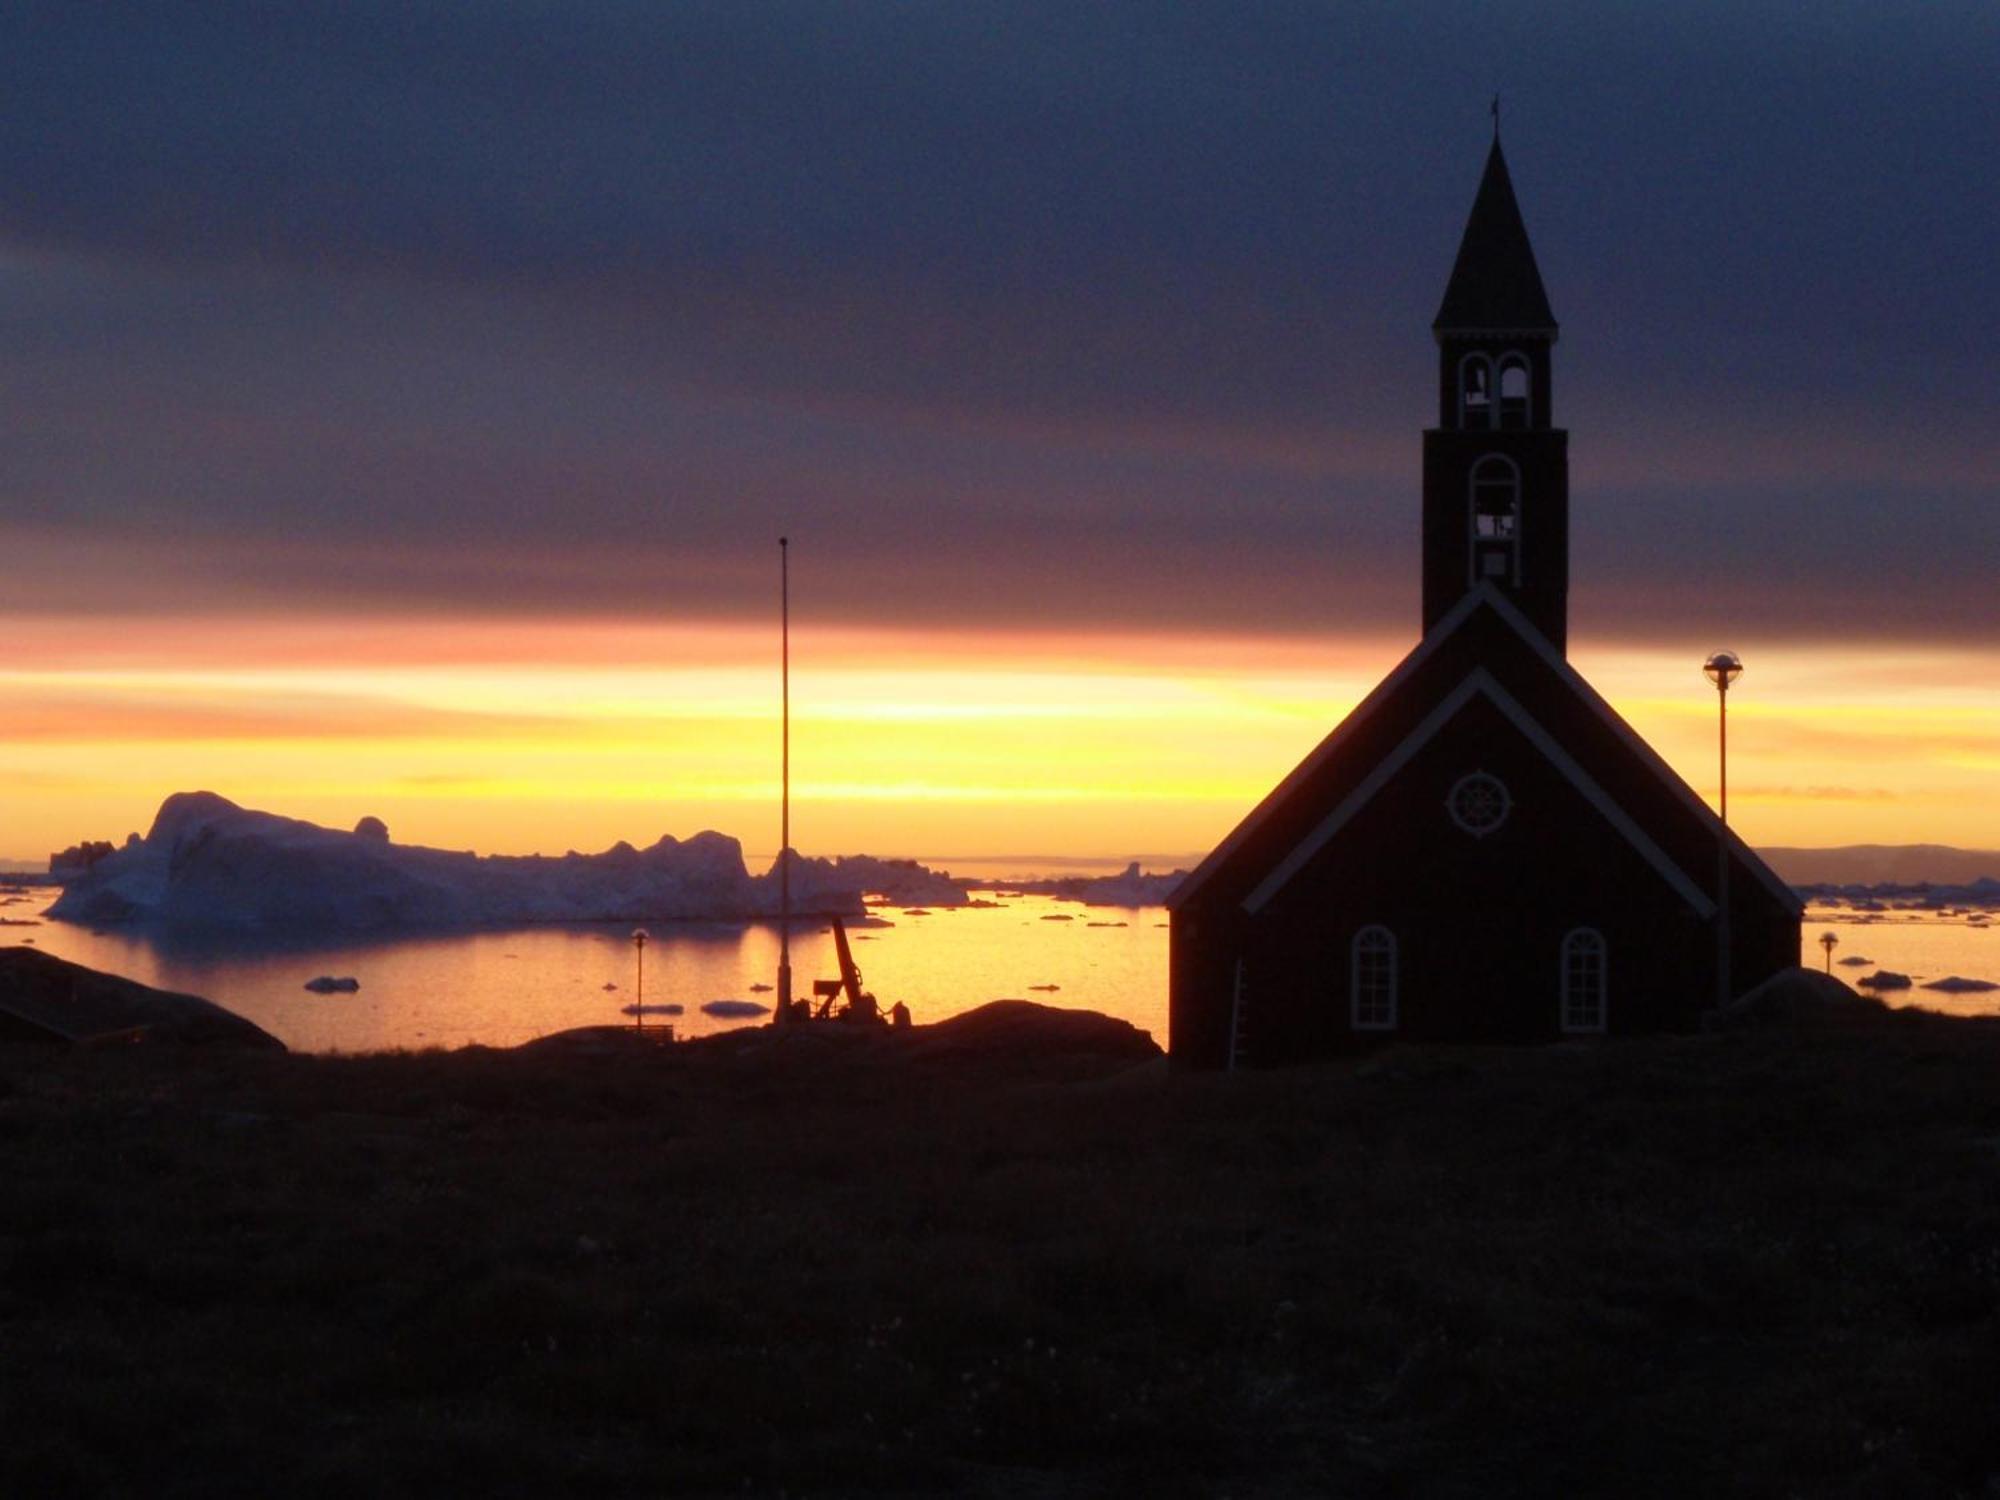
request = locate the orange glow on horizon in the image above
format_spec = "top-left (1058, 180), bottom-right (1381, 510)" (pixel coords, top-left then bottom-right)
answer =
top-left (3, 612), bottom-right (1997, 869)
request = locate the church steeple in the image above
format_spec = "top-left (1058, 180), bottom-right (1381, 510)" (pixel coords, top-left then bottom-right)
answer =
top-left (1432, 139), bottom-right (1558, 337)
top-left (1421, 136), bottom-right (1570, 652)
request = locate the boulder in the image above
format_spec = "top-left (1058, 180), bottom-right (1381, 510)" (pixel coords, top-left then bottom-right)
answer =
top-left (904, 999), bottom-right (1162, 1063)
top-left (0, 949), bottom-right (284, 1049)
top-left (1709, 966), bottom-right (1887, 1030)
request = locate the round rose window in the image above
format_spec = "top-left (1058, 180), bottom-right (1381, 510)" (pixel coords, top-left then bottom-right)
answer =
top-left (1447, 771), bottom-right (1511, 837)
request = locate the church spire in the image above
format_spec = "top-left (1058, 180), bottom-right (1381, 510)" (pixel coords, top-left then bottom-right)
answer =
top-left (1432, 138), bottom-right (1557, 337)
top-left (1422, 135), bottom-right (1569, 652)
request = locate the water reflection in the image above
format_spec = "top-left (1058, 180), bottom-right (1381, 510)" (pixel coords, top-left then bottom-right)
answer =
top-left (1796, 911), bottom-right (1997, 1016)
top-left (20, 887), bottom-right (1980, 1053)
top-left (12, 891), bottom-right (1171, 1053)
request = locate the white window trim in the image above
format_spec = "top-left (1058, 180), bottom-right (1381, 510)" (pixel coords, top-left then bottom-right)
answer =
top-left (1447, 770), bottom-right (1512, 837)
top-left (1467, 453), bottom-right (1523, 589)
top-left (1242, 666), bottom-right (1717, 918)
top-left (1560, 927), bottom-right (1608, 1034)
top-left (1496, 352), bottom-right (1532, 427)
top-left (1169, 582), bottom-right (1800, 918)
top-left (1457, 351), bottom-right (1495, 429)
top-left (1351, 925), bottom-right (1398, 1031)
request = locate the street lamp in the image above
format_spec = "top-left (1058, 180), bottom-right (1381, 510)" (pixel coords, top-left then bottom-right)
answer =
top-left (1820, 931), bottom-right (1838, 974)
top-left (1703, 651), bottom-right (1742, 1011)
top-left (631, 927), bottom-right (650, 1031)
top-left (1703, 651), bottom-right (1742, 822)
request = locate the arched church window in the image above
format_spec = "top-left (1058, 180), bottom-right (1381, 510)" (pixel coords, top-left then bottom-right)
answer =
top-left (1497, 355), bottom-right (1531, 428)
top-left (1468, 455), bottom-right (1520, 586)
top-left (1458, 354), bottom-right (1493, 428)
top-left (1560, 929), bottom-right (1607, 1033)
top-left (1351, 926), bottom-right (1398, 1030)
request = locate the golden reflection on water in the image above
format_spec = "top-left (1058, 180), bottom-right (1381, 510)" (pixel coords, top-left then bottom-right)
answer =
top-left (12, 890), bottom-right (1170, 1053)
top-left (10, 889), bottom-right (1995, 1052)
top-left (1798, 910), bottom-right (1999, 1015)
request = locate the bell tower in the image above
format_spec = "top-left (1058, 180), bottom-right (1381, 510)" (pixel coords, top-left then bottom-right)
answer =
top-left (1421, 136), bottom-right (1569, 653)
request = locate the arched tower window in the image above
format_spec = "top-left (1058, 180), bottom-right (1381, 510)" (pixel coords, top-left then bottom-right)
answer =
top-left (1457, 353), bottom-right (1494, 429)
top-left (1560, 929), bottom-right (1607, 1033)
top-left (1497, 354), bottom-right (1531, 429)
top-left (1468, 455), bottom-right (1521, 586)
top-left (1351, 926), bottom-right (1398, 1030)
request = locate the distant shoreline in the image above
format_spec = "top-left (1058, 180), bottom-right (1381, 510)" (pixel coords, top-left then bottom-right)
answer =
top-left (16, 841), bottom-right (2000, 890)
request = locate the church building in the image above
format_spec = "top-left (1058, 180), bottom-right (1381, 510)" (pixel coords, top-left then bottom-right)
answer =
top-left (1167, 139), bottom-right (1801, 1068)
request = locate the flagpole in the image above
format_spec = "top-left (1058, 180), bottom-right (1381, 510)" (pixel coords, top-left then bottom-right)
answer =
top-left (776, 536), bottom-right (792, 1026)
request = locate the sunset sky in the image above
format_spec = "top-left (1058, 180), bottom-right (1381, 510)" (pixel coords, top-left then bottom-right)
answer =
top-left (3, 4), bottom-right (1996, 868)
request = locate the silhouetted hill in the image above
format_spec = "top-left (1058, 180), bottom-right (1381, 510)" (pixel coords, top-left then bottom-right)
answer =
top-left (4, 1001), bottom-right (1998, 1495)
top-left (0, 948), bottom-right (283, 1049)
top-left (1758, 844), bottom-right (2000, 886)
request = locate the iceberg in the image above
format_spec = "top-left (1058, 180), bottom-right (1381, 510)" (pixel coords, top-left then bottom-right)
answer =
top-left (767, 849), bottom-right (968, 911)
top-left (1078, 862), bottom-right (1187, 907)
top-left (981, 862), bottom-right (1188, 908)
top-left (48, 792), bottom-right (964, 933)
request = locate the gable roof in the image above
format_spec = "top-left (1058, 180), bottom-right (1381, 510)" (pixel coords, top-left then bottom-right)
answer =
top-left (1168, 584), bottom-right (1802, 917)
top-left (1241, 666), bottom-right (1714, 917)
top-left (1433, 139), bottom-right (1557, 336)
top-left (1169, 586), bottom-right (1490, 909)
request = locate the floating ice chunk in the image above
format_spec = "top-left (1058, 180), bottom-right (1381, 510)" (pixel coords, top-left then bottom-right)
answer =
top-left (699, 998), bottom-right (770, 1018)
top-left (1856, 970), bottom-right (1912, 991)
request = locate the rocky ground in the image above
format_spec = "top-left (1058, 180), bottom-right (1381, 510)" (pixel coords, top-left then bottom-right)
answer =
top-left (3, 997), bottom-right (1998, 1497)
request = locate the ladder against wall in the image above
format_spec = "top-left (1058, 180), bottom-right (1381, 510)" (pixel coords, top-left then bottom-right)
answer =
top-left (1227, 958), bottom-right (1249, 1072)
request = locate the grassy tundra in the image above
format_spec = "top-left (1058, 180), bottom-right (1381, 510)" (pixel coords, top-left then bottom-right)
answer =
top-left (2, 999), bottom-right (1998, 1497)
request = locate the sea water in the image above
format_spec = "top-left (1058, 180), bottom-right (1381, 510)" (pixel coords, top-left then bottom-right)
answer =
top-left (4, 888), bottom-right (1991, 1052)
top-left (4, 888), bottom-right (1169, 1052)
top-left (1796, 909), bottom-right (1999, 1016)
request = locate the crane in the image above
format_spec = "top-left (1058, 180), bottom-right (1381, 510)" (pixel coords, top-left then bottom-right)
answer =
top-left (809, 914), bottom-right (909, 1027)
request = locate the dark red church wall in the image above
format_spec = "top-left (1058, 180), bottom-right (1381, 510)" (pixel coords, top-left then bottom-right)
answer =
top-left (1168, 915), bottom-right (1241, 1071)
top-left (1169, 686), bottom-right (1799, 1065)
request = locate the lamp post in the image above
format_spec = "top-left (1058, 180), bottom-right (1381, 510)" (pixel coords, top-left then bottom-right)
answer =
top-left (1820, 931), bottom-right (1838, 974)
top-left (1704, 651), bottom-right (1742, 1011)
top-left (1703, 651), bottom-right (1741, 823)
top-left (632, 927), bottom-right (650, 1031)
